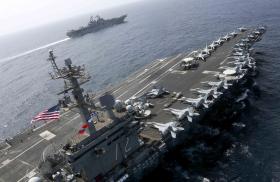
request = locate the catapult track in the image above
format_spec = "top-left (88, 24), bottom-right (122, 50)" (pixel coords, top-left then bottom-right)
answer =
top-left (0, 29), bottom-right (259, 181)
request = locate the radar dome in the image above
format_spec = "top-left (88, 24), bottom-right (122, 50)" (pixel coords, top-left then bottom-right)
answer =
top-left (28, 177), bottom-right (42, 182)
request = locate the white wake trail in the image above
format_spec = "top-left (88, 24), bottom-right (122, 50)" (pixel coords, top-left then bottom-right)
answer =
top-left (0, 38), bottom-right (70, 63)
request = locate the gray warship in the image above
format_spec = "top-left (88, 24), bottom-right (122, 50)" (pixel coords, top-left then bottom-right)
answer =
top-left (66, 15), bottom-right (127, 38)
top-left (0, 26), bottom-right (266, 182)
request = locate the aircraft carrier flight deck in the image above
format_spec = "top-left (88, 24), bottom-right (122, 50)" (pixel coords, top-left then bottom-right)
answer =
top-left (0, 27), bottom-right (266, 182)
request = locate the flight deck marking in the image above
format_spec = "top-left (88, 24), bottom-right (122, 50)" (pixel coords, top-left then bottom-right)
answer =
top-left (0, 141), bottom-right (11, 151)
top-left (116, 90), bottom-right (130, 99)
top-left (113, 86), bottom-right (123, 94)
top-left (203, 70), bottom-right (220, 75)
top-left (159, 61), bottom-right (170, 70)
top-left (119, 54), bottom-right (180, 98)
top-left (171, 70), bottom-right (187, 74)
top-left (135, 69), bottom-right (149, 79)
top-left (0, 139), bottom-right (44, 169)
top-left (132, 54), bottom-right (183, 97)
top-left (54, 114), bottom-right (80, 131)
top-left (116, 55), bottom-right (181, 99)
top-left (139, 75), bottom-right (151, 83)
top-left (220, 57), bottom-right (230, 65)
top-left (19, 160), bottom-right (34, 167)
top-left (0, 159), bottom-right (12, 167)
top-left (17, 168), bottom-right (37, 182)
top-left (39, 130), bottom-right (56, 141)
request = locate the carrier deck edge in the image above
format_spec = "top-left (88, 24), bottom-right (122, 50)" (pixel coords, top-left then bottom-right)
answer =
top-left (0, 27), bottom-right (266, 182)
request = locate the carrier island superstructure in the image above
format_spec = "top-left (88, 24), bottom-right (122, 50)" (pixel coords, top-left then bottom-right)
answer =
top-left (0, 26), bottom-right (266, 182)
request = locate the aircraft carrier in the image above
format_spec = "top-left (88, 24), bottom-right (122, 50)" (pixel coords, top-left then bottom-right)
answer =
top-left (0, 26), bottom-right (266, 182)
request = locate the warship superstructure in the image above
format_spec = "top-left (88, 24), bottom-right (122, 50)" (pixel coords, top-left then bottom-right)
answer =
top-left (0, 26), bottom-right (266, 182)
top-left (66, 15), bottom-right (127, 38)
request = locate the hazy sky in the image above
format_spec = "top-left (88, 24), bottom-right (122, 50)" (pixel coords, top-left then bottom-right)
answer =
top-left (0, 0), bottom-right (140, 36)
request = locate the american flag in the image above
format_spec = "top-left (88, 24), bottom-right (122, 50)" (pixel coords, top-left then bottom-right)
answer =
top-left (31, 105), bottom-right (60, 123)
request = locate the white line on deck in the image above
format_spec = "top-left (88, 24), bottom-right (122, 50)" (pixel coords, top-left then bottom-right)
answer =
top-left (220, 57), bottom-right (230, 65)
top-left (19, 160), bottom-right (34, 167)
top-left (139, 75), bottom-right (151, 83)
top-left (135, 69), bottom-right (149, 79)
top-left (132, 53), bottom-right (184, 97)
top-left (133, 82), bottom-right (153, 97)
top-left (0, 139), bottom-right (44, 169)
top-left (113, 86), bottom-right (123, 94)
top-left (0, 115), bottom-right (79, 169)
top-left (116, 90), bottom-right (130, 99)
top-left (54, 114), bottom-right (80, 131)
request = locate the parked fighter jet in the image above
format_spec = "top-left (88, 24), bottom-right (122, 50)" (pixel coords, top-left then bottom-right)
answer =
top-left (202, 44), bottom-right (213, 54)
top-left (190, 87), bottom-right (223, 99)
top-left (208, 42), bottom-right (219, 50)
top-left (163, 107), bottom-right (199, 122)
top-left (227, 57), bottom-right (255, 68)
top-left (221, 34), bottom-right (231, 41)
top-left (238, 27), bottom-right (247, 32)
top-left (214, 37), bottom-right (225, 45)
top-left (218, 66), bottom-right (247, 81)
top-left (232, 51), bottom-right (244, 56)
top-left (248, 34), bottom-right (256, 39)
top-left (147, 121), bottom-right (184, 138)
top-left (253, 30), bottom-right (261, 35)
top-left (179, 95), bottom-right (210, 109)
top-left (229, 31), bottom-right (238, 37)
top-left (195, 52), bottom-right (208, 61)
top-left (146, 87), bottom-right (169, 98)
top-left (201, 80), bottom-right (232, 90)
top-left (232, 47), bottom-right (243, 52)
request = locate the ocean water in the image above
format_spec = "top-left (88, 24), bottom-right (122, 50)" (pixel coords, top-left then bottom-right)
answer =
top-left (0, 0), bottom-right (280, 181)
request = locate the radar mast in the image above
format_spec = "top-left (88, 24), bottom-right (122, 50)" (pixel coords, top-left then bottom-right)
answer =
top-left (47, 50), bottom-right (96, 135)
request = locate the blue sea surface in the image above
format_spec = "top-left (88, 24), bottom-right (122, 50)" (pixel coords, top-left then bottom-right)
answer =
top-left (0, 0), bottom-right (279, 181)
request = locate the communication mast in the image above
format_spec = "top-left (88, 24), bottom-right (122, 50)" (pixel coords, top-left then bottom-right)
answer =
top-left (47, 50), bottom-right (96, 135)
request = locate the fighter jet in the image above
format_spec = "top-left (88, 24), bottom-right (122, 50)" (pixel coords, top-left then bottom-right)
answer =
top-left (238, 27), bottom-right (247, 32)
top-left (232, 47), bottom-right (243, 52)
top-left (218, 66), bottom-right (247, 81)
top-left (201, 80), bottom-right (232, 90)
top-left (190, 87), bottom-right (223, 99)
top-left (179, 95), bottom-right (210, 109)
top-left (227, 57), bottom-right (255, 68)
top-left (229, 31), bottom-right (238, 37)
top-left (221, 34), bottom-right (231, 41)
top-left (163, 107), bottom-right (199, 122)
top-left (236, 42), bottom-right (247, 47)
top-left (231, 51), bottom-right (244, 56)
top-left (208, 42), bottom-right (219, 50)
top-left (147, 121), bottom-right (184, 138)
top-left (214, 37), bottom-right (225, 45)
top-left (202, 44), bottom-right (213, 54)
top-left (248, 34), bottom-right (256, 39)
top-left (146, 87), bottom-right (169, 98)
top-left (253, 30), bottom-right (262, 35)
top-left (258, 26), bottom-right (266, 31)
top-left (195, 52), bottom-right (208, 61)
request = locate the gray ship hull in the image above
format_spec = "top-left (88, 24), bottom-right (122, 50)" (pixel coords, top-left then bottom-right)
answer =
top-left (0, 27), bottom-right (266, 182)
top-left (66, 15), bottom-right (127, 38)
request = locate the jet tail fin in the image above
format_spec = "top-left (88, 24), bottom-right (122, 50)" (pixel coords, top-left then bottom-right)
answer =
top-left (203, 103), bottom-right (209, 108)
top-left (187, 115), bottom-right (193, 122)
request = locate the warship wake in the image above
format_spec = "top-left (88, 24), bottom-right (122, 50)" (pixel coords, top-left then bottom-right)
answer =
top-left (0, 26), bottom-right (266, 182)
